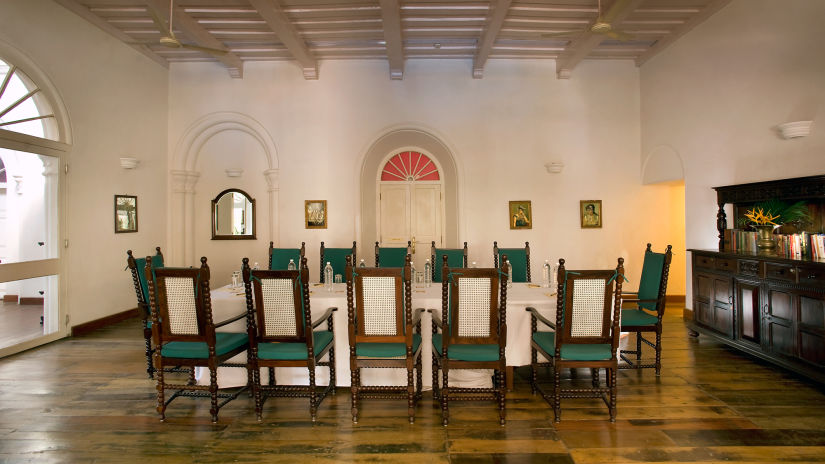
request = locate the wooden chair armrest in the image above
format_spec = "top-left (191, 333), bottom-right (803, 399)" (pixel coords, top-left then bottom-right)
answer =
top-left (526, 306), bottom-right (555, 330)
top-left (412, 308), bottom-right (425, 326)
top-left (429, 309), bottom-right (444, 329)
top-left (312, 307), bottom-right (337, 329)
top-left (622, 297), bottom-right (658, 304)
top-left (215, 312), bottom-right (246, 328)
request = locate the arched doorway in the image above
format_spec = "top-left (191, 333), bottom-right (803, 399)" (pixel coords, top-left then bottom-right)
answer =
top-left (377, 150), bottom-right (444, 269)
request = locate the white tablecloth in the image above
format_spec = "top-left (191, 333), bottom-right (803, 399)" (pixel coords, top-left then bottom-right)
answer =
top-left (197, 282), bottom-right (557, 388)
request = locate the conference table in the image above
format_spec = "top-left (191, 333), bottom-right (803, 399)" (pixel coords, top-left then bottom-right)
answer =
top-left (197, 282), bottom-right (557, 389)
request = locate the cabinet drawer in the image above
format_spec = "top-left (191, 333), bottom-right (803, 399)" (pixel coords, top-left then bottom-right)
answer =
top-left (798, 266), bottom-right (825, 287)
top-left (695, 254), bottom-right (715, 270)
top-left (715, 258), bottom-right (736, 273)
top-left (738, 260), bottom-right (761, 277)
top-left (766, 263), bottom-right (797, 283)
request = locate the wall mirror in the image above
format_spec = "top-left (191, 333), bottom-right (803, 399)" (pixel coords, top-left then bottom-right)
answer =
top-left (212, 188), bottom-right (256, 240)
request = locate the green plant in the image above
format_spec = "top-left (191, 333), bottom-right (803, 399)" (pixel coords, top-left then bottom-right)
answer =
top-left (738, 199), bottom-right (812, 228)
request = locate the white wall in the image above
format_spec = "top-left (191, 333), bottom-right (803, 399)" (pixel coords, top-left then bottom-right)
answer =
top-left (169, 58), bottom-right (682, 290)
top-left (640, 0), bottom-right (825, 306)
top-left (0, 0), bottom-right (169, 325)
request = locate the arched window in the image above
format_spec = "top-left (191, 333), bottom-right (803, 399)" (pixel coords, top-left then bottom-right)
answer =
top-left (381, 151), bottom-right (440, 181)
top-left (0, 58), bottom-right (57, 140)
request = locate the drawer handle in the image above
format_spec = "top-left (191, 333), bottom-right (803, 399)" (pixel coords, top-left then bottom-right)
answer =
top-left (809, 274), bottom-right (818, 280)
top-left (789, 268), bottom-right (796, 274)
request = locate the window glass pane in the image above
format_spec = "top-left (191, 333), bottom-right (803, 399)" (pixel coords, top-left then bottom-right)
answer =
top-left (0, 148), bottom-right (59, 264)
top-left (0, 275), bottom-right (59, 349)
top-left (0, 58), bottom-right (57, 140)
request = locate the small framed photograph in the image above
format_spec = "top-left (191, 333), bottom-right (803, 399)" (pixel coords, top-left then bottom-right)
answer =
top-left (509, 200), bottom-right (532, 230)
top-left (580, 200), bottom-right (602, 228)
top-left (115, 195), bottom-right (138, 233)
top-left (305, 200), bottom-right (327, 229)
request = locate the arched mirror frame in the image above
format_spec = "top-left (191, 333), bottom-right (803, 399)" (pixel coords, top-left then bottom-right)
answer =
top-left (211, 188), bottom-right (256, 240)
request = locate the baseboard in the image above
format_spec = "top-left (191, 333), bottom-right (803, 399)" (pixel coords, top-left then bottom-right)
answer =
top-left (3, 294), bottom-right (18, 303)
top-left (71, 308), bottom-right (139, 337)
top-left (19, 297), bottom-right (44, 305)
top-left (666, 294), bottom-right (686, 304)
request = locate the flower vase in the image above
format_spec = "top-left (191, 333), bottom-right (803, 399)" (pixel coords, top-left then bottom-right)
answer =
top-left (755, 225), bottom-right (776, 250)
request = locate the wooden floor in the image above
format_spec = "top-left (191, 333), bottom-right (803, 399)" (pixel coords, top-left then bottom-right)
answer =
top-left (2, 305), bottom-right (825, 463)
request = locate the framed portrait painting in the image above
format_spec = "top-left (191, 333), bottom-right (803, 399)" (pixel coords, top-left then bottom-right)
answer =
top-left (305, 200), bottom-right (327, 229)
top-left (115, 195), bottom-right (138, 233)
top-left (509, 200), bottom-right (532, 230)
top-left (580, 200), bottom-right (602, 228)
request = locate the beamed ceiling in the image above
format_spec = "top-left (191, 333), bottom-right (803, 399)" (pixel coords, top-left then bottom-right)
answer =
top-left (53, 0), bottom-right (732, 79)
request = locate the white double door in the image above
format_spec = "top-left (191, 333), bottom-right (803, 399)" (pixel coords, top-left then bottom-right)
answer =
top-left (378, 183), bottom-right (443, 271)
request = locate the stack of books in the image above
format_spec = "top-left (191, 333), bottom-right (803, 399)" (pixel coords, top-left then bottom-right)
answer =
top-left (726, 229), bottom-right (825, 260)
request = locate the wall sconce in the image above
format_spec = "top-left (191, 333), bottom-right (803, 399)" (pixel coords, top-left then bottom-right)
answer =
top-left (544, 162), bottom-right (564, 173)
top-left (225, 168), bottom-right (243, 177)
top-left (120, 157), bottom-right (139, 169)
top-left (777, 121), bottom-right (813, 139)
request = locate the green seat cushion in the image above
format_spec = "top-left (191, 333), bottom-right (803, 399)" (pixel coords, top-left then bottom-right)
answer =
top-left (257, 331), bottom-right (334, 360)
top-left (497, 249), bottom-right (528, 283)
top-left (622, 308), bottom-right (659, 327)
top-left (532, 331), bottom-right (555, 354)
top-left (270, 248), bottom-right (301, 270)
top-left (378, 247), bottom-right (408, 268)
top-left (134, 254), bottom-right (164, 303)
top-left (433, 249), bottom-right (465, 282)
top-left (161, 332), bottom-right (248, 359)
top-left (323, 248), bottom-right (353, 280)
top-left (531, 332), bottom-right (612, 361)
top-left (432, 334), bottom-right (500, 361)
top-left (637, 251), bottom-right (665, 312)
top-left (356, 334), bottom-right (421, 358)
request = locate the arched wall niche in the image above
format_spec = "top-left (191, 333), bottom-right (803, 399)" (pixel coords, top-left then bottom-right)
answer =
top-left (642, 144), bottom-right (685, 184)
top-left (170, 112), bottom-right (279, 265)
top-left (358, 126), bottom-right (460, 251)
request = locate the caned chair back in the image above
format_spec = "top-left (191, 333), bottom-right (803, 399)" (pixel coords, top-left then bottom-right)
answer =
top-left (347, 255), bottom-right (412, 344)
top-left (127, 248), bottom-right (164, 309)
top-left (320, 241), bottom-right (356, 283)
top-left (246, 257), bottom-right (311, 344)
top-left (441, 255), bottom-right (506, 346)
top-left (636, 244), bottom-right (672, 313)
top-left (375, 241), bottom-right (411, 267)
top-left (554, 259), bottom-right (624, 350)
top-left (431, 241), bottom-right (468, 283)
top-left (146, 257), bottom-right (213, 345)
top-left (493, 241), bottom-right (531, 283)
top-left (268, 241), bottom-right (306, 270)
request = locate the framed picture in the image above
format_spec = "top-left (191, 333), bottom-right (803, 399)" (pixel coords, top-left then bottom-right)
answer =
top-left (114, 195), bottom-right (138, 233)
top-left (509, 200), bottom-right (532, 230)
top-left (305, 200), bottom-right (327, 229)
top-left (580, 200), bottom-right (602, 228)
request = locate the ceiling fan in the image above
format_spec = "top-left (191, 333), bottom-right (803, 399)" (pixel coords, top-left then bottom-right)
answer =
top-left (543, 0), bottom-right (635, 41)
top-left (148, 0), bottom-right (228, 56)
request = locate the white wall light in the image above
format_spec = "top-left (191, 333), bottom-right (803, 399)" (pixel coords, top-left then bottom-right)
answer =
top-left (777, 121), bottom-right (813, 139)
top-left (225, 168), bottom-right (243, 177)
top-left (544, 162), bottom-right (564, 173)
top-left (120, 157), bottom-right (139, 169)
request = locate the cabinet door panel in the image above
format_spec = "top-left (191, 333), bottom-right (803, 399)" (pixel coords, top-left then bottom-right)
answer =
top-left (714, 305), bottom-right (733, 337)
top-left (799, 332), bottom-right (825, 367)
top-left (768, 289), bottom-right (794, 321)
top-left (767, 320), bottom-right (795, 357)
top-left (799, 295), bottom-right (824, 328)
top-left (695, 301), bottom-right (710, 325)
top-left (713, 277), bottom-right (731, 305)
top-left (696, 274), bottom-right (713, 302)
top-left (737, 280), bottom-right (760, 343)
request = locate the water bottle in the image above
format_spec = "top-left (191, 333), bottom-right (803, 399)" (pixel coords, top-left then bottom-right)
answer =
top-left (504, 259), bottom-right (513, 288)
top-left (287, 259), bottom-right (296, 271)
top-left (424, 259), bottom-right (431, 287)
top-left (410, 261), bottom-right (417, 286)
top-left (359, 259), bottom-right (366, 268)
top-left (542, 260), bottom-right (551, 288)
top-left (253, 262), bottom-right (259, 270)
top-left (324, 262), bottom-right (333, 291)
top-left (471, 261), bottom-right (477, 268)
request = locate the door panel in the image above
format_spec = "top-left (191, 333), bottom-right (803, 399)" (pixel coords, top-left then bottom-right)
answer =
top-left (412, 185), bottom-right (441, 269)
top-left (379, 184), bottom-right (409, 248)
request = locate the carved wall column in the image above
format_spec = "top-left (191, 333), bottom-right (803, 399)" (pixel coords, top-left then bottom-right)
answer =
top-left (263, 169), bottom-right (279, 246)
top-left (170, 170), bottom-right (200, 265)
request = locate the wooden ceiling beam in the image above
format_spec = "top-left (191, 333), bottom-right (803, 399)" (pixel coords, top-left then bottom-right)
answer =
top-left (379, 0), bottom-right (404, 80)
top-left (472, 0), bottom-right (512, 79)
top-left (248, 0), bottom-right (318, 79)
top-left (555, 0), bottom-right (644, 79)
top-left (145, 0), bottom-right (244, 78)
top-left (635, 0), bottom-right (732, 66)
top-left (53, 0), bottom-right (169, 69)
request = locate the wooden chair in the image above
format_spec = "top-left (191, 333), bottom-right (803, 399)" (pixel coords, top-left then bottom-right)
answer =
top-left (243, 256), bottom-right (336, 422)
top-left (493, 241), bottom-right (531, 282)
top-left (431, 241), bottom-right (468, 283)
top-left (431, 255), bottom-right (508, 426)
top-left (527, 258), bottom-right (625, 422)
top-left (268, 241), bottom-right (306, 270)
top-left (320, 241), bottom-right (356, 283)
top-left (619, 244), bottom-right (672, 375)
top-left (126, 247), bottom-right (164, 379)
top-left (345, 254), bottom-right (424, 423)
top-left (375, 241), bottom-right (411, 267)
top-left (145, 256), bottom-right (250, 422)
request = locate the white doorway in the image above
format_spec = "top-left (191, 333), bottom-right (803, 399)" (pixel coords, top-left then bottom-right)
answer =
top-left (377, 150), bottom-right (444, 270)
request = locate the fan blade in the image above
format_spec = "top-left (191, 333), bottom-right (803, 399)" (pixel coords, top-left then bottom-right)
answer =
top-left (541, 29), bottom-right (585, 39)
top-left (181, 43), bottom-right (229, 56)
top-left (146, 7), bottom-right (169, 36)
top-left (602, 0), bottom-right (632, 24)
top-left (606, 30), bottom-right (634, 41)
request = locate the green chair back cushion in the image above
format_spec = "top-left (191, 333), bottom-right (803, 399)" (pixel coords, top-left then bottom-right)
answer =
top-left (637, 252), bottom-right (665, 311)
top-left (378, 247), bottom-right (408, 268)
top-left (356, 334), bottom-right (421, 358)
top-left (432, 334), bottom-right (500, 361)
top-left (135, 254), bottom-right (164, 304)
top-left (270, 248), bottom-right (301, 270)
top-left (257, 331), bottom-right (333, 360)
top-left (323, 248), bottom-right (353, 279)
top-left (497, 249), bottom-right (528, 283)
top-left (433, 249), bottom-right (465, 282)
top-left (161, 332), bottom-right (248, 359)
top-left (621, 309), bottom-right (659, 327)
